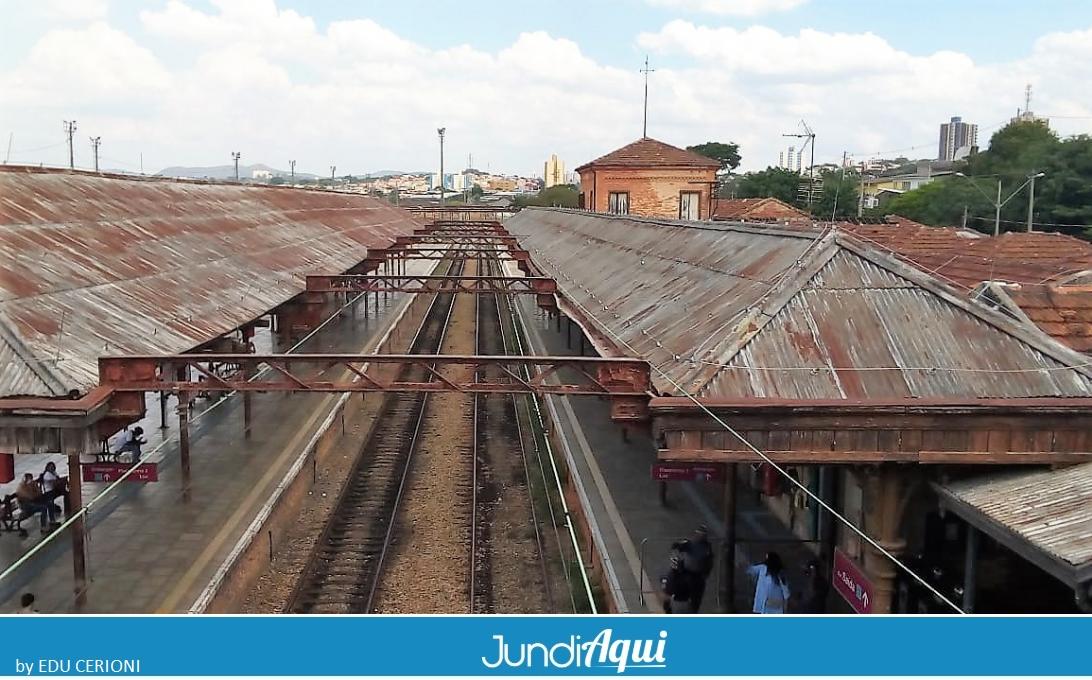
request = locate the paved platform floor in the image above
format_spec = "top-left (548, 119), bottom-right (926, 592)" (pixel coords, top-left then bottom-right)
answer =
top-left (517, 298), bottom-right (828, 613)
top-left (0, 290), bottom-right (415, 613)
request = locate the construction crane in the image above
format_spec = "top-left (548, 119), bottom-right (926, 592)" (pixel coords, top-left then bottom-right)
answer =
top-left (783, 120), bottom-right (816, 208)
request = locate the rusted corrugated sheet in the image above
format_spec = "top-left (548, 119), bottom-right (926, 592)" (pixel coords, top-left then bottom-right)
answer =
top-left (507, 209), bottom-right (823, 393)
top-left (940, 463), bottom-right (1092, 570)
top-left (706, 249), bottom-right (1092, 399)
top-left (0, 166), bottom-right (418, 398)
top-left (508, 208), bottom-right (1092, 401)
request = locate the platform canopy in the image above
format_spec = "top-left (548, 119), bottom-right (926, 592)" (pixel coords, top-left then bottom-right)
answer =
top-left (507, 208), bottom-right (1092, 465)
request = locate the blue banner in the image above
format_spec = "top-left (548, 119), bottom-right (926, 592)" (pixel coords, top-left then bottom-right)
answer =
top-left (0, 615), bottom-right (1089, 676)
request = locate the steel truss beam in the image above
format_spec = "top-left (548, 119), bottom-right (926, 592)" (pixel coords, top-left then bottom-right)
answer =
top-left (363, 246), bottom-right (530, 261)
top-left (306, 274), bottom-right (556, 295)
top-left (395, 234), bottom-right (519, 246)
top-left (98, 354), bottom-right (651, 405)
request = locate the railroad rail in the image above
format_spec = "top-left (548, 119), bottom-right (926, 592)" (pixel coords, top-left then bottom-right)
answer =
top-left (306, 274), bottom-right (557, 296)
top-left (287, 261), bottom-right (464, 613)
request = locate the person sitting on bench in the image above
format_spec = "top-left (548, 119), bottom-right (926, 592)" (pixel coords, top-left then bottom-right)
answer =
top-left (15, 473), bottom-right (57, 533)
top-left (115, 427), bottom-right (148, 463)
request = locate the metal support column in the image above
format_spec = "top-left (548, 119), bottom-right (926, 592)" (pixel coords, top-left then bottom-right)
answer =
top-left (720, 463), bottom-right (738, 612)
top-left (962, 526), bottom-right (979, 613)
top-left (555, 312), bottom-right (561, 333)
top-left (242, 366), bottom-right (253, 440)
top-left (818, 465), bottom-right (836, 570)
top-left (178, 393), bottom-right (192, 502)
top-left (67, 453), bottom-right (87, 608)
top-left (565, 317), bottom-right (572, 349)
top-left (159, 391), bottom-right (169, 429)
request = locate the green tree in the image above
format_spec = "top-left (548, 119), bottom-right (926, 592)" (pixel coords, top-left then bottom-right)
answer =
top-left (470, 184), bottom-right (484, 201)
top-left (686, 141), bottom-right (742, 171)
top-left (812, 169), bottom-right (861, 220)
top-left (512, 184), bottom-right (580, 208)
top-left (735, 167), bottom-right (801, 204)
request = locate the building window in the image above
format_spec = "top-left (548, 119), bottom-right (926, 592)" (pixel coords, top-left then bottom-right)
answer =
top-left (679, 191), bottom-right (700, 220)
top-left (608, 192), bottom-right (629, 215)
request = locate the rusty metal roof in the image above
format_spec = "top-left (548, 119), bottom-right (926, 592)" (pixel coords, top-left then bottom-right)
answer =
top-left (937, 463), bottom-right (1092, 583)
top-left (575, 137), bottom-right (721, 172)
top-left (507, 208), bottom-right (1092, 401)
top-left (0, 165), bottom-right (419, 399)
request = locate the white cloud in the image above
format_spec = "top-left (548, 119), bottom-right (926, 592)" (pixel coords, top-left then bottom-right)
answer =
top-left (646, 0), bottom-right (807, 16)
top-left (42, 0), bottom-right (109, 22)
top-left (1, 3), bottom-right (1090, 177)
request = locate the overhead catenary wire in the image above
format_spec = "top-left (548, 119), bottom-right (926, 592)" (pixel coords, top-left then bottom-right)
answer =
top-left (529, 244), bottom-right (966, 613)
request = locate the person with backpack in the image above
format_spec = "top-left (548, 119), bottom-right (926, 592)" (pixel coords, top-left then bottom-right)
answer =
top-left (673, 525), bottom-right (715, 611)
top-left (747, 552), bottom-right (790, 614)
top-left (659, 555), bottom-right (695, 614)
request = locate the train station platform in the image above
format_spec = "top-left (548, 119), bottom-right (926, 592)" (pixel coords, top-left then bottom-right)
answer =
top-left (515, 297), bottom-right (826, 614)
top-left (0, 290), bottom-right (419, 614)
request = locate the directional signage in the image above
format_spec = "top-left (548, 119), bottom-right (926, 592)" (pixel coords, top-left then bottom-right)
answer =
top-left (833, 547), bottom-right (873, 614)
top-left (651, 462), bottom-right (724, 482)
top-left (82, 462), bottom-right (159, 483)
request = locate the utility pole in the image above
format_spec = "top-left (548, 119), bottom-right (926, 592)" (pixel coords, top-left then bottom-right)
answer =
top-left (640, 56), bottom-right (655, 138)
top-left (232, 151), bottom-right (241, 182)
top-left (437, 127), bottom-right (446, 206)
top-left (1027, 171), bottom-right (1037, 232)
top-left (330, 165), bottom-right (336, 182)
top-left (289, 159), bottom-right (296, 181)
top-left (961, 205), bottom-right (968, 230)
top-left (994, 178), bottom-right (1002, 237)
top-left (63, 120), bottom-right (77, 169)
top-left (89, 136), bottom-right (101, 172)
top-left (857, 161), bottom-right (866, 218)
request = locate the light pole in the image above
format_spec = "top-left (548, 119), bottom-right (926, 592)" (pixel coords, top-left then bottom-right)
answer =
top-left (437, 127), bottom-right (446, 206)
top-left (954, 172), bottom-right (1045, 236)
top-left (232, 152), bottom-right (241, 182)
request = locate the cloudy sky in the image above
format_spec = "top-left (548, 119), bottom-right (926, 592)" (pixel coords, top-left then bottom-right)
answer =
top-left (2, 0), bottom-right (1091, 176)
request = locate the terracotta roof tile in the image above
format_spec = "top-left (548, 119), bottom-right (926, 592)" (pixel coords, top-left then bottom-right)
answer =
top-left (576, 137), bottom-right (721, 171)
top-left (1004, 284), bottom-right (1092, 352)
top-left (711, 197), bottom-right (809, 222)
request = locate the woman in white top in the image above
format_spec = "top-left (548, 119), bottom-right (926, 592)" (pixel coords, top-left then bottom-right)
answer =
top-left (747, 552), bottom-right (790, 614)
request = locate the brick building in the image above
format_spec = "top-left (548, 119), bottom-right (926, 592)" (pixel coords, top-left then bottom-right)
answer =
top-left (576, 137), bottom-right (719, 220)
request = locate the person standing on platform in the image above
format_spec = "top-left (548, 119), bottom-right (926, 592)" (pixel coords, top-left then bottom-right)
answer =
top-left (674, 525), bottom-right (715, 611)
top-left (659, 555), bottom-right (695, 614)
top-left (747, 552), bottom-right (790, 614)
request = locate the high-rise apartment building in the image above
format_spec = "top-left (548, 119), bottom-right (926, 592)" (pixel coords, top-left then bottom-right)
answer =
top-left (544, 154), bottom-right (566, 188)
top-left (938, 116), bottom-right (978, 161)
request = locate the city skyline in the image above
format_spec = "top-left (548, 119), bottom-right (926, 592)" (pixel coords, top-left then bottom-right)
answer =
top-left (2, 1), bottom-right (1091, 176)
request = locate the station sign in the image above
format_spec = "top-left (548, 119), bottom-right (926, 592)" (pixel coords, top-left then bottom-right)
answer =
top-left (82, 462), bottom-right (159, 483)
top-left (651, 462), bottom-right (724, 482)
top-left (833, 547), bottom-right (873, 614)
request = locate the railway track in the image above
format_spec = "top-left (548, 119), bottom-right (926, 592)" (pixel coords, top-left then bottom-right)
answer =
top-left (287, 260), bottom-right (464, 614)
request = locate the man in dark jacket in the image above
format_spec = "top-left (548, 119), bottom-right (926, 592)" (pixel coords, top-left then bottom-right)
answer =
top-left (674, 525), bottom-right (715, 611)
top-left (660, 556), bottom-right (694, 614)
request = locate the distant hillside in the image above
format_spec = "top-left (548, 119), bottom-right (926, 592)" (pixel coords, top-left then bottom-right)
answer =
top-left (157, 163), bottom-right (318, 180)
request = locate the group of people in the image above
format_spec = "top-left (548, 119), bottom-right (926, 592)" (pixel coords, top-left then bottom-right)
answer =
top-left (9, 462), bottom-right (67, 534)
top-left (659, 525), bottom-right (715, 613)
top-left (659, 527), bottom-right (830, 614)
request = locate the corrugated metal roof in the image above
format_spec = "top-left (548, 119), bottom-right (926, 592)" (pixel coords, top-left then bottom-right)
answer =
top-left (507, 208), bottom-right (1092, 401)
top-left (940, 463), bottom-right (1092, 570)
top-left (0, 166), bottom-right (419, 399)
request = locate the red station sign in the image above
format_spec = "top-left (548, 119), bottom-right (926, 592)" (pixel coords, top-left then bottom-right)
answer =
top-left (651, 462), bottom-right (724, 482)
top-left (833, 547), bottom-right (874, 614)
top-left (82, 462), bottom-right (159, 483)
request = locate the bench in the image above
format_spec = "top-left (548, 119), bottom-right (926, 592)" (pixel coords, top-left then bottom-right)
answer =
top-left (0, 494), bottom-right (57, 538)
